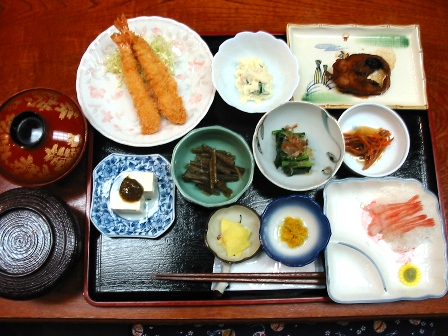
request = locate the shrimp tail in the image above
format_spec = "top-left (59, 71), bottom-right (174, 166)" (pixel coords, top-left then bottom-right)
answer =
top-left (114, 14), bottom-right (130, 34)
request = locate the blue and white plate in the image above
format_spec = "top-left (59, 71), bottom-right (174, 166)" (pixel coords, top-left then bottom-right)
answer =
top-left (90, 153), bottom-right (175, 238)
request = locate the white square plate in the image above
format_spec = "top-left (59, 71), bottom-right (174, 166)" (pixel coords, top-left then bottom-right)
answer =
top-left (287, 24), bottom-right (427, 109)
top-left (324, 178), bottom-right (447, 303)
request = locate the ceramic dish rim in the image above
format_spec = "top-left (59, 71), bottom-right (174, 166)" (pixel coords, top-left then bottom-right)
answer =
top-left (204, 204), bottom-right (261, 263)
top-left (286, 23), bottom-right (428, 110)
top-left (76, 16), bottom-right (215, 147)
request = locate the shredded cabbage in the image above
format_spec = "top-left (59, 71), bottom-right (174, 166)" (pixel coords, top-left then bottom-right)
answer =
top-left (104, 34), bottom-right (176, 83)
top-left (104, 52), bottom-right (124, 85)
top-left (149, 35), bottom-right (176, 75)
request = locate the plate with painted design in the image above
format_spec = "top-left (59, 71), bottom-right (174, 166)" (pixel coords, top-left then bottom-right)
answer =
top-left (76, 16), bottom-right (215, 147)
top-left (287, 24), bottom-right (427, 109)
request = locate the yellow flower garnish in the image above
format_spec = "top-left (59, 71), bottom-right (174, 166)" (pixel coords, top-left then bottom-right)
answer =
top-left (398, 263), bottom-right (421, 287)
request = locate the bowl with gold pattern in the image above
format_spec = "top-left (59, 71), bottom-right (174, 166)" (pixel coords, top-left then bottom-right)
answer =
top-left (0, 88), bottom-right (88, 186)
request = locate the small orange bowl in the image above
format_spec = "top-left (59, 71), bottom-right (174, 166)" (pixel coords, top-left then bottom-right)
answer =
top-left (0, 88), bottom-right (88, 186)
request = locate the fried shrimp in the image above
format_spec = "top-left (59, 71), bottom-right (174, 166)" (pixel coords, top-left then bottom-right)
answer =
top-left (111, 31), bottom-right (161, 134)
top-left (114, 14), bottom-right (187, 125)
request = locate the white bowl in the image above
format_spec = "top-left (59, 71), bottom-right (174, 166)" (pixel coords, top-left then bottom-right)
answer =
top-left (252, 101), bottom-right (345, 191)
top-left (212, 31), bottom-right (299, 113)
top-left (338, 103), bottom-right (410, 177)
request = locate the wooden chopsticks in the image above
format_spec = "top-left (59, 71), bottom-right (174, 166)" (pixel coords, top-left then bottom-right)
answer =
top-left (152, 272), bottom-right (326, 285)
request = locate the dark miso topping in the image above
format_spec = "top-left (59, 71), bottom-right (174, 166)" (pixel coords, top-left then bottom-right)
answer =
top-left (119, 176), bottom-right (144, 202)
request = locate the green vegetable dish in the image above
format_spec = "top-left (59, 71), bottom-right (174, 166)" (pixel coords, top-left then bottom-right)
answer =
top-left (181, 144), bottom-right (246, 197)
top-left (273, 127), bottom-right (314, 176)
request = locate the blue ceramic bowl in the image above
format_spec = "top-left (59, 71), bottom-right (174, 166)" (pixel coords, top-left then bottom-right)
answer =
top-left (260, 194), bottom-right (331, 267)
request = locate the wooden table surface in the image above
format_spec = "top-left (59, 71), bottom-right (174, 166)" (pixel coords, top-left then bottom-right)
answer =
top-left (1, 0), bottom-right (448, 323)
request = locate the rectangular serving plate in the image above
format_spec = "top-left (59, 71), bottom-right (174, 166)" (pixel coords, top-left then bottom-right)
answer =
top-left (83, 36), bottom-right (438, 307)
top-left (324, 178), bottom-right (448, 304)
top-left (286, 24), bottom-right (428, 109)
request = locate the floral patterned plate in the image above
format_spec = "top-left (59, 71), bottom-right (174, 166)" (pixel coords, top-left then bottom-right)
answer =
top-left (286, 24), bottom-right (427, 109)
top-left (76, 16), bottom-right (215, 147)
top-left (90, 154), bottom-right (175, 238)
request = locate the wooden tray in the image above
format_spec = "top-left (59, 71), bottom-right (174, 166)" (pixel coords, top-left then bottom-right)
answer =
top-left (83, 36), bottom-right (438, 307)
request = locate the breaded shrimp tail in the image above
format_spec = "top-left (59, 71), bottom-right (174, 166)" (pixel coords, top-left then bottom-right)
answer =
top-left (115, 16), bottom-right (187, 125)
top-left (114, 14), bottom-right (130, 34)
top-left (111, 31), bottom-right (161, 134)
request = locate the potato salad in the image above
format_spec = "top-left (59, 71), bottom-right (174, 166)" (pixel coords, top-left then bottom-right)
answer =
top-left (235, 57), bottom-right (273, 104)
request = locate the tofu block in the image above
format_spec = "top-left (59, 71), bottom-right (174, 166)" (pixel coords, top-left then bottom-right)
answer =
top-left (127, 171), bottom-right (157, 199)
top-left (110, 190), bottom-right (145, 215)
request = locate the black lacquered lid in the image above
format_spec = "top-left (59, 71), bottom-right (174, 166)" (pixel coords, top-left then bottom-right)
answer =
top-left (0, 187), bottom-right (80, 300)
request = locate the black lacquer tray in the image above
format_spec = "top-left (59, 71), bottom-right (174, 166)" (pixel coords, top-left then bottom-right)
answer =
top-left (84, 36), bottom-right (438, 307)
